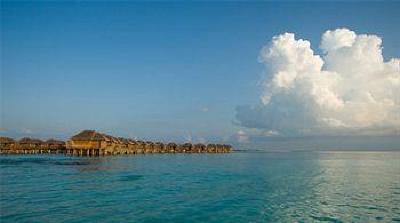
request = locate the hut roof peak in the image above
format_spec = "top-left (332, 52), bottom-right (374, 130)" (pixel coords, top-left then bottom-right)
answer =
top-left (45, 139), bottom-right (65, 144)
top-left (71, 130), bottom-right (107, 141)
top-left (19, 137), bottom-right (43, 143)
top-left (0, 136), bottom-right (15, 143)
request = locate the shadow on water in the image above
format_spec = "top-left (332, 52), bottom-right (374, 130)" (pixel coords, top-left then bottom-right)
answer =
top-left (0, 157), bottom-right (92, 166)
top-left (0, 156), bottom-right (120, 174)
top-left (119, 174), bottom-right (144, 182)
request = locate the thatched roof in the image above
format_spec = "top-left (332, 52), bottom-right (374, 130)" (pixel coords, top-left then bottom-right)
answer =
top-left (113, 137), bottom-right (122, 144)
top-left (167, 142), bottom-right (177, 147)
top-left (102, 134), bottom-right (113, 142)
top-left (104, 135), bottom-right (118, 143)
top-left (71, 130), bottom-right (108, 141)
top-left (45, 139), bottom-right (65, 145)
top-left (0, 137), bottom-right (15, 143)
top-left (30, 138), bottom-right (43, 144)
top-left (223, 144), bottom-right (232, 148)
top-left (128, 139), bottom-right (137, 144)
top-left (118, 137), bottom-right (129, 144)
top-left (194, 143), bottom-right (206, 148)
top-left (19, 137), bottom-right (43, 144)
top-left (154, 142), bottom-right (164, 148)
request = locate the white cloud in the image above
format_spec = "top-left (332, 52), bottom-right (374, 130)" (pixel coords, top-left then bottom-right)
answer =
top-left (320, 28), bottom-right (356, 53)
top-left (21, 128), bottom-right (33, 134)
top-left (197, 137), bottom-right (207, 144)
top-left (235, 130), bottom-right (250, 143)
top-left (236, 28), bottom-right (400, 136)
top-left (183, 131), bottom-right (209, 144)
top-left (183, 132), bottom-right (193, 143)
top-left (264, 130), bottom-right (280, 137)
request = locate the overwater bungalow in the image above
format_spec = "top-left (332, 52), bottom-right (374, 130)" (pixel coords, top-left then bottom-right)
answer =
top-left (116, 137), bottom-right (124, 154)
top-left (43, 139), bottom-right (66, 154)
top-left (67, 130), bottom-right (110, 156)
top-left (206, 144), bottom-right (217, 153)
top-left (127, 139), bottom-right (138, 154)
top-left (108, 136), bottom-right (120, 155)
top-left (181, 143), bottom-right (193, 153)
top-left (144, 141), bottom-right (154, 153)
top-left (154, 142), bottom-right (164, 153)
top-left (135, 140), bottom-right (145, 154)
top-left (222, 144), bottom-right (232, 153)
top-left (215, 144), bottom-right (223, 153)
top-left (0, 137), bottom-right (16, 154)
top-left (167, 142), bottom-right (178, 153)
top-left (1, 129), bottom-right (232, 156)
top-left (194, 143), bottom-right (206, 153)
top-left (18, 137), bottom-right (43, 154)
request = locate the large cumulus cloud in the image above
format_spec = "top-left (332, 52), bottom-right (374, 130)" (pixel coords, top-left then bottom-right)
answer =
top-left (235, 28), bottom-right (400, 136)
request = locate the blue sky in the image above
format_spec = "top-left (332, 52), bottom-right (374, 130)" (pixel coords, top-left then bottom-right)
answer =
top-left (1, 1), bottom-right (399, 145)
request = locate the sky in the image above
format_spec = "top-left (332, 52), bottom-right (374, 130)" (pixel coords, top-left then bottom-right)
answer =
top-left (1, 1), bottom-right (399, 149)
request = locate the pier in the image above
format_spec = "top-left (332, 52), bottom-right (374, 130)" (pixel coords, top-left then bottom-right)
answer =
top-left (0, 130), bottom-right (232, 156)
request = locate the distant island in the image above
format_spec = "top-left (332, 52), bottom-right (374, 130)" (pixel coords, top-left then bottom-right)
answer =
top-left (0, 130), bottom-right (232, 156)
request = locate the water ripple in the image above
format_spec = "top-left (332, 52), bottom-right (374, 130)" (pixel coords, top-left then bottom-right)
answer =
top-left (1, 152), bottom-right (400, 222)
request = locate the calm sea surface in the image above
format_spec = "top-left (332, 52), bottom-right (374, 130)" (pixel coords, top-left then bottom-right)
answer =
top-left (1, 152), bottom-right (399, 222)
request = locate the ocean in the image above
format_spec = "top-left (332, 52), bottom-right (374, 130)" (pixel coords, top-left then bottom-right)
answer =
top-left (1, 151), bottom-right (399, 222)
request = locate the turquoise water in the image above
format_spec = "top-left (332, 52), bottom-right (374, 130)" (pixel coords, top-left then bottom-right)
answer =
top-left (1, 152), bottom-right (400, 222)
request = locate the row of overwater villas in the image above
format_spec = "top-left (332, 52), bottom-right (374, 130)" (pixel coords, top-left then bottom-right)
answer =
top-left (0, 130), bottom-right (232, 156)
top-left (0, 137), bottom-right (65, 154)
